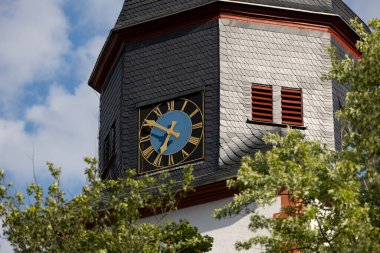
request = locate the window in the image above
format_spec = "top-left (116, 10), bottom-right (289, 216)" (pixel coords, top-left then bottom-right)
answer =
top-left (250, 84), bottom-right (304, 128)
top-left (103, 122), bottom-right (116, 173)
top-left (281, 88), bottom-right (303, 126)
top-left (251, 84), bottom-right (273, 123)
top-left (103, 135), bottom-right (110, 165)
top-left (110, 124), bottom-right (116, 156)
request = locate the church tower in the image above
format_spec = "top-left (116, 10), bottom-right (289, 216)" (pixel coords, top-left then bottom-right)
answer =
top-left (89, 1), bottom-right (365, 251)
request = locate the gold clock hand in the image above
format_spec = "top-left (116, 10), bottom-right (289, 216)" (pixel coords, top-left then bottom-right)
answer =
top-left (160, 135), bottom-right (171, 154)
top-left (144, 119), bottom-right (180, 138)
top-left (160, 121), bottom-right (177, 154)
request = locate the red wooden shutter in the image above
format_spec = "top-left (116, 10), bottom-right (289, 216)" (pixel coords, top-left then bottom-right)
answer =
top-left (252, 85), bottom-right (273, 123)
top-left (281, 88), bottom-right (303, 126)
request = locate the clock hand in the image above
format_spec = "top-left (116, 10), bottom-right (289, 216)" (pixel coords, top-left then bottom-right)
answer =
top-left (160, 121), bottom-right (177, 154)
top-left (160, 134), bottom-right (171, 154)
top-left (144, 119), bottom-right (180, 138)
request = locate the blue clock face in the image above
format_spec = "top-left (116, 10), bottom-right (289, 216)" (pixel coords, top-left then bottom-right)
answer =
top-left (150, 111), bottom-right (192, 155)
top-left (139, 93), bottom-right (204, 173)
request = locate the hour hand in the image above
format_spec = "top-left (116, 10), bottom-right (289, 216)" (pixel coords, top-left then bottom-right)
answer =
top-left (144, 119), bottom-right (180, 138)
top-left (160, 121), bottom-right (177, 154)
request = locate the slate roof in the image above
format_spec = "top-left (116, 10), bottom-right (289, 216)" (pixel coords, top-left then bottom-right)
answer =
top-left (114, 0), bottom-right (367, 30)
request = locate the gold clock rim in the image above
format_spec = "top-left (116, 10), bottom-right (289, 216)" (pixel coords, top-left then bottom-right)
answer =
top-left (138, 95), bottom-right (204, 173)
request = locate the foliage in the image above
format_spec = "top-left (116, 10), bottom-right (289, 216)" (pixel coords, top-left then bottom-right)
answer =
top-left (214, 19), bottom-right (380, 252)
top-left (326, 18), bottom-right (380, 231)
top-left (215, 130), bottom-right (379, 252)
top-left (0, 159), bottom-right (213, 253)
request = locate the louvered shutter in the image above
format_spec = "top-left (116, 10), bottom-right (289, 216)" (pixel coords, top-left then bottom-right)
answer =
top-left (251, 85), bottom-right (273, 123)
top-left (281, 88), bottom-right (303, 126)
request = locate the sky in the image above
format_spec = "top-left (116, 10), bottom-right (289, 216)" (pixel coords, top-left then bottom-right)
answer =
top-left (0, 0), bottom-right (379, 252)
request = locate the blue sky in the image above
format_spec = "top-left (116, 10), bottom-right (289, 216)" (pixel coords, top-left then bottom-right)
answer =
top-left (0, 0), bottom-right (124, 194)
top-left (0, 0), bottom-right (379, 251)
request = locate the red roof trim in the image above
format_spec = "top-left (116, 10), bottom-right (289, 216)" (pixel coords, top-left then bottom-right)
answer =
top-left (88, 1), bottom-right (361, 92)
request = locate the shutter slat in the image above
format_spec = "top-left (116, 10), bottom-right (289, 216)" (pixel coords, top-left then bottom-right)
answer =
top-left (283, 120), bottom-right (303, 125)
top-left (252, 112), bottom-right (273, 117)
top-left (253, 117), bottom-right (273, 122)
top-left (252, 96), bottom-right (272, 101)
top-left (281, 89), bottom-right (302, 94)
top-left (282, 104), bottom-right (302, 110)
top-left (282, 94), bottom-right (301, 99)
top-left (282, 110), bottom-right (302, 115)
top-left (252, 85), bottom-right (272, 91)
top-left (282, 99), bottom-right (302, 105)
top-left (251, 90), bottom-right (273, 96)
top-left (283, 115), bottom-right (303, 120)
top-left (252, 101), bottom-right (272, 107)
top-left (252, 106), bottom-right (272, 112)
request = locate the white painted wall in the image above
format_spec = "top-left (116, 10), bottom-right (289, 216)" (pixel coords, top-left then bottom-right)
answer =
top-left (141, 197), bottom-right (281, 252)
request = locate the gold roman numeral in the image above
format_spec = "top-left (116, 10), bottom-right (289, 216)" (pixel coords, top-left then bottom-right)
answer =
top-left (153, 154), bottom-right (163, 166)
top-left (167, 100), bottom-right (175, 111)
top-left (189, 108), bottom-right (199, 118)
top-left (182, 149), bottom-right (189, 159)
top-left (192, 122), bottom-right (203, 130)
top-left (168, 155), bottom-right (174, 166)
top-left (189, 136), bottom-right (200, 145)
top-left (181, 101), bottom-right (188, 112)
top-left (143, 146), bottom-right (154, 158)
top-left (153, 107), bottom-right (163, 117)
top-left (140, 135), bottom-right (150, 143)
top-left (143, 121), bottom-right (152, 128)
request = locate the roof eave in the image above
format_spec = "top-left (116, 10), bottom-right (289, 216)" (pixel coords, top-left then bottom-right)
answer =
top-left (88, 0), bottom-right (362, 93)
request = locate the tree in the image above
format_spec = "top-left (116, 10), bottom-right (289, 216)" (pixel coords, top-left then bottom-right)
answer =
top-left (214, 19), bottom-right (380, 252)
top-left (0, 158), bottom-right (213, 253)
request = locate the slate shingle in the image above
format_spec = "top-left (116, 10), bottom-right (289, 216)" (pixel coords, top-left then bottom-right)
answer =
top-left (114, 0), bottom-right (367, 32)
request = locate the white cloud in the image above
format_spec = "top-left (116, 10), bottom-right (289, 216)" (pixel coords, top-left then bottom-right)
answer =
top-left (0, 34), bottom-right (105, 192)
top-left (0, 0), bottom-right (70, 113)
top-left (0, 82), bottom-right (99, 190)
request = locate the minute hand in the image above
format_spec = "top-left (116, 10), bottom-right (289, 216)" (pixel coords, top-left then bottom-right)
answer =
top-left (144, 119), bottom-right (180, 138)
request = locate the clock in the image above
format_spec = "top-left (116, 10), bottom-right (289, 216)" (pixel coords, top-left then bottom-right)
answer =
top-left (138, 91), bottom-right (204, 173)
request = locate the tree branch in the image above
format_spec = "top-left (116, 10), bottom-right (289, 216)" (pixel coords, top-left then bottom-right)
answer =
top-left (315, 215), bottom-right (334, 251)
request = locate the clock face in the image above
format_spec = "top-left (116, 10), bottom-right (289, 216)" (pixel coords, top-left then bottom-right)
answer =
top-left (138, 91), bottom-right (204, 173)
